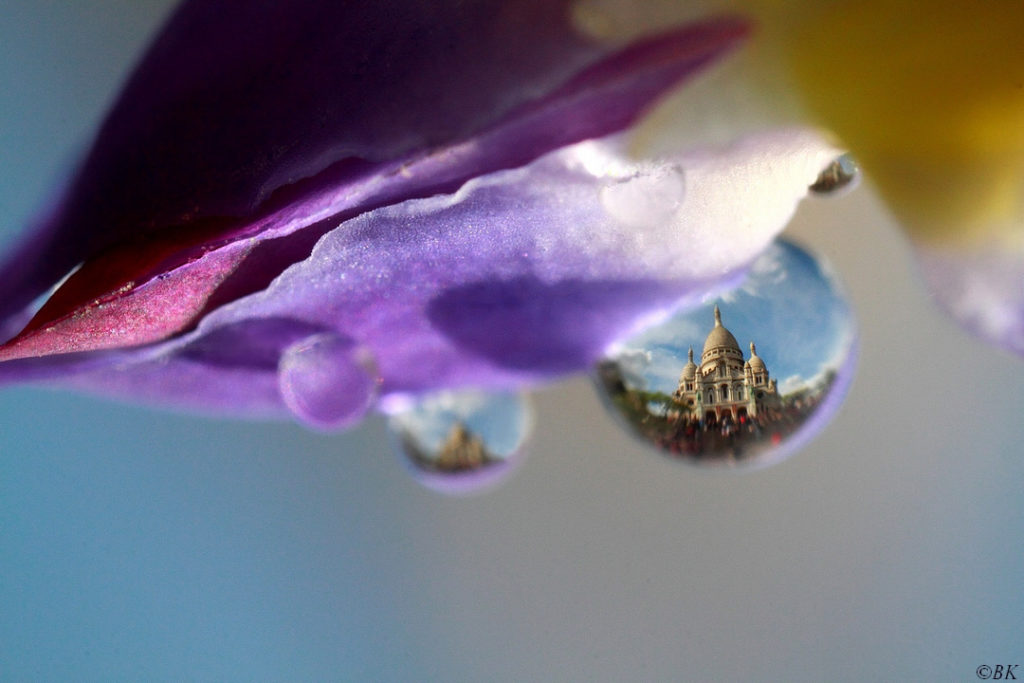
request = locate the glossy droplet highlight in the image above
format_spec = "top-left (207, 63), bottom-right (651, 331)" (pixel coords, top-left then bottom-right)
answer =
top-left (595, 239), bottom-right (857, 470)
top-left (278, 333), bottom-right (377, 430)
top-left (809, 153), bottom-right (859, 196)
top-left (388, 390), bottom-right (533, 495)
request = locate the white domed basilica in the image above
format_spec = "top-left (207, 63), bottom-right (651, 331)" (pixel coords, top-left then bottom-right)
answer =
top-left (673, 305), bottom-right (780, 423)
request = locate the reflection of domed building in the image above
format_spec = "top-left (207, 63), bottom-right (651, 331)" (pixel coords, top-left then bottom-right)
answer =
top-left (402, 421), bottom-right (498, 473)
top-left (673, 305), bottom-right (779, 423)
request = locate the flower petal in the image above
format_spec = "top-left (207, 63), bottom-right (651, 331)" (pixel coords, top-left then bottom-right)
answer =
top-left (7, 129), bottom-right (839, 422)
top-left (0, 4), bottom-right (748, 360)
top-left (916, 242), bottom-right (1024, 357)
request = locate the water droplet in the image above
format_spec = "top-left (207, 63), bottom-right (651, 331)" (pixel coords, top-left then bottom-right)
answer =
top-left (595, 239), bottom-right (857, 470)
top-left (388, 390), bottom-right (534, 495)
top-left (278, 333), bottom-right (377, 430)
top-left (809, 153), bottom-right (859, 196)
top-left (600, 163), bottom-right (686, 229)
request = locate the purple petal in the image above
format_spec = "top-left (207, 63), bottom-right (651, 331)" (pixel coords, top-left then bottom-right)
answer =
top-left (0, 0), bottom-right (591, 319)
top-left (15, 130), bottom-right (839, 423)
top-left (0, 4), bottom-right (747, 355)
top-left (916, 243), bottom-right (1024, 356)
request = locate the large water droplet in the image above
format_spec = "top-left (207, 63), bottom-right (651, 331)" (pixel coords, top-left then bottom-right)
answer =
top-left (388, 390), bottom-right (534, 495)
top-left (278, 333), bottom-right (378, 430)
top-left (595, 239), bottom-right (857, 470)
top-left (809, 153), bottom-right (859, 196)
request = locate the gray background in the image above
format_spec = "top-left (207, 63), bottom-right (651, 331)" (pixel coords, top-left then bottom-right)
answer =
top-left (2, 2), bottom-right (1021, 680)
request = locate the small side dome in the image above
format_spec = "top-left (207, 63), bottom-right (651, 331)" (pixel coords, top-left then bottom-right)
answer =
top-left (680, 346), bottom-right (697, 380)
top-left (748, 341), bottom-right (766, 371)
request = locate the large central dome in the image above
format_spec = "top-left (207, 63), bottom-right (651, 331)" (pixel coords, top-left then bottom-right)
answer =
top-left (701, 305), bottom-right (742, 362)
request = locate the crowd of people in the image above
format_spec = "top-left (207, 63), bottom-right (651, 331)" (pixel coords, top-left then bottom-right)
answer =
top-left (632, 393), bottom-right (829, 462)
top-left (597, 359), bottom-right (834, 463)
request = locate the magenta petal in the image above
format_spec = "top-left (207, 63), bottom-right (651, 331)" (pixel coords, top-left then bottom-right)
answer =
top-left (0, 242), bottom-right (252, 360)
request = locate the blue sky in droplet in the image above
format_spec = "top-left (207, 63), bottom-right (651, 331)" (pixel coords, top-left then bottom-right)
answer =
top-left (389, 391), bottom-right (532, 458)
top-left (616, 240), bottom-right (855, 395)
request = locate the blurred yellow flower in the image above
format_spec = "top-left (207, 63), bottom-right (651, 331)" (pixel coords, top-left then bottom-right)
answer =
top-left (576, 0), bottom-right (1024, 245)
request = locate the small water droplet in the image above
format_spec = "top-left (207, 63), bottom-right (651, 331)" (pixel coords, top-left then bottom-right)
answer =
top-left (595, 239), bottom-right (857, 470)
top-left (388, 390), bottom-right (533, 495)
top-left (278, 333), bottom-right (377, 430)
top-left (600, 164), bottom-right (685, 229)
top-left (809, 153), bottom-right (859, 196)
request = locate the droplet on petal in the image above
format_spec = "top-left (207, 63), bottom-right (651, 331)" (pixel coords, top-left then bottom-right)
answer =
top-left (600, 163), bottom-right (685, 229)
top-left (809, 153), bottom-right (859, 196)
top-left (278, 333), bottom-right (378, 430)
top-left (594, 239), bottom-right (857, 470)
top-left (387, 391), bottom-right (534, 495)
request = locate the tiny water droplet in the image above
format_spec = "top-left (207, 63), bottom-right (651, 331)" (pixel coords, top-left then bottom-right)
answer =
top-left (595, 239), bottom-right (857, 470)
top-left (600, 164), bottom-right (685, 229)
top-left (809, 153), bottom-right (859, 196)
top-left (278, 333), bottom-right (377, 430)
top-left (388, 390), bottom-right (533, 495)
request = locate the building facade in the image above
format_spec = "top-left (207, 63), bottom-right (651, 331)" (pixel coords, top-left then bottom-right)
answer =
top-left (673, 305), bottom-right (779, 423)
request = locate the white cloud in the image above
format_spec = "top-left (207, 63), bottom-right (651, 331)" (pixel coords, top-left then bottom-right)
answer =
top-left (615, 348), bottom-right (653, 389)
top-left (779, 374), bottom-right (806, 395)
